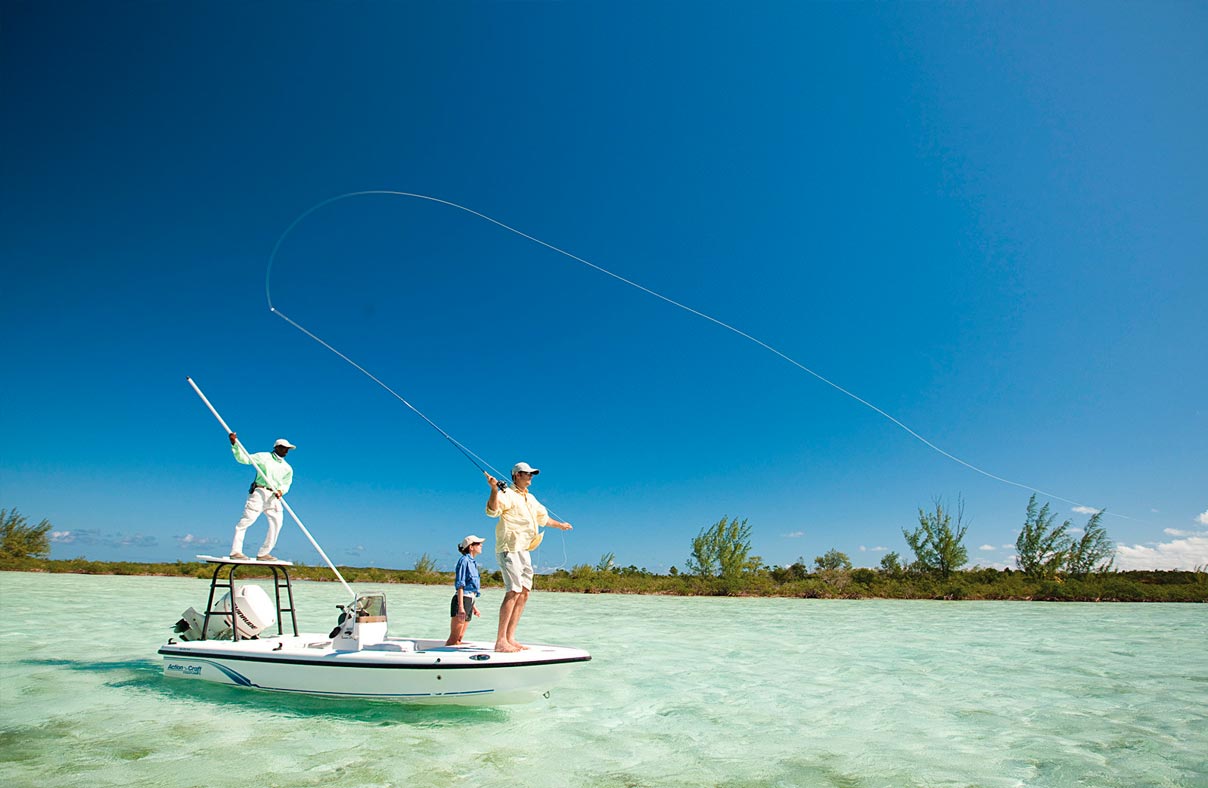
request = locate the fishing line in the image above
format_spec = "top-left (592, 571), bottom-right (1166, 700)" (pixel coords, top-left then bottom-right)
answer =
top-left (266, 203), bottom-right (571, 567)
top-left (268, 302), bottom-right (570, 570)
top-left (264, 190), bottom-right (1126, 523)
top-left (267, 308), bottom-right (506, 483)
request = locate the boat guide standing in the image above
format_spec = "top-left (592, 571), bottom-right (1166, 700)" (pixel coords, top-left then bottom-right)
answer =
top-left (228, 432), bottom-right (295, 561)
top-left (484, 462), bottom-right (573, 653)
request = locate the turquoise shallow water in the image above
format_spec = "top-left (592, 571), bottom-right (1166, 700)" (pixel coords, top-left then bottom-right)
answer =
top-left (0, 572), bottom-right (1205, 788)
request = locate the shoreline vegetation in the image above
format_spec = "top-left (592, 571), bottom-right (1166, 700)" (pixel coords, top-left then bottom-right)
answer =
top-left (3, 506), bottom-right (1205, 601)
top-left (2, 557), bottom-right (1205, 602)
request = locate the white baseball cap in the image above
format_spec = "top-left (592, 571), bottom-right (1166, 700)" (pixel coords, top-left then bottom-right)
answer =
top-left (459, 535), bottom-right (486, 550)
top-left (274, 439), bottom-right (296, 449)
top-left (511, 462), bottom-right (540, 476)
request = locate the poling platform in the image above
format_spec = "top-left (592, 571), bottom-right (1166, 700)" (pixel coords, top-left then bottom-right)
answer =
top-left (197, 554), bottom-right (294, 566)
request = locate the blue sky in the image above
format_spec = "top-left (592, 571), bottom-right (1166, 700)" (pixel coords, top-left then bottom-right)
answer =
top-left (3, 1), bottom-right (1205, 574)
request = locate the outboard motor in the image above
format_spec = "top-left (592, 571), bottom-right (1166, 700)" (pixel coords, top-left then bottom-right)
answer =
top-left (173, 584), bottom-right (277, 641)
top-left (174, 607), bottom-right (228, 641)
top-left (331, 592), bottom-right (388, 651)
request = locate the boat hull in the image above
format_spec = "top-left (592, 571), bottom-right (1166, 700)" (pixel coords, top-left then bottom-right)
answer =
top-left (159, 636), bottom-right (591, 705)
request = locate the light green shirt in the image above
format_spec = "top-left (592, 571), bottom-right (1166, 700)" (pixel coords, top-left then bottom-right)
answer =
top-left (232, 445), bottom-right (293, 494)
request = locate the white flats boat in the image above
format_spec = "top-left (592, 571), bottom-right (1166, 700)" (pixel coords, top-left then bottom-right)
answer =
top-left (159, 556), bottom-right (591, 705)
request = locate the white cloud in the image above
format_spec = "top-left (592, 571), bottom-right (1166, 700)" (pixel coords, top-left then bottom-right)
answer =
top-left (176, 533), bottom-right (224, 548)
top-left (1001, 544), bottom-right (1014, 550)
top-left (858, 545), bottom-right (888, 552)
top-left (1072, 506), bottom-right (1102, 515)
top-left (48, 528), bottom-right (156, 549)
top-left (1115, 535), bottom-right (1208, 571)
top-left (1197, 510), bottom-right (1208, 526)
top-left (976, 559), bottom-right (1016, 570)
top-left (782, 531), bottom-right (805, 538)
top-left (978, 544), bottom-right (996, 551)
top-left (1164, 528), bottom-right (1195, 537)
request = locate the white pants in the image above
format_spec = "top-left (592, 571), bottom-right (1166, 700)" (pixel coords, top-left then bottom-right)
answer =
top-left (230, 487), bottom-right (283, 556)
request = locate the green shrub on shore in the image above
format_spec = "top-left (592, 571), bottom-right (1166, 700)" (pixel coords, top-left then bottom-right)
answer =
top-left (1, 509), bottom-right (53, 559)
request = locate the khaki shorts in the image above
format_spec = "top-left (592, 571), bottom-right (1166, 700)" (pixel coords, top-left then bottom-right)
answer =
top-left (497, 550), bottom-right (533, 593)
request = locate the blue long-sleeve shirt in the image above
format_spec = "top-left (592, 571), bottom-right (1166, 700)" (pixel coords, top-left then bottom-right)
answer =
top-left (453, 554), bottom-right (481, 597)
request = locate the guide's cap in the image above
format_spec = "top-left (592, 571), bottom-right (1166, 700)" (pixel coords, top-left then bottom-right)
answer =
top-left (511, 462), bottom-right (540, 476)
top-left (274, 439), bottom-right (296, 449)
top-left (459, 535), bottom-right (486, 550)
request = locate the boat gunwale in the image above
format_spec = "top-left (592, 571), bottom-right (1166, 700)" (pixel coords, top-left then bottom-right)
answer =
top-left (158, 644), bottom-right (592, 670)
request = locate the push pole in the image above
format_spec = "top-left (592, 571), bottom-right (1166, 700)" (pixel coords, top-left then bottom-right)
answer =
top-left (186, 376), bottom-right (355, 600)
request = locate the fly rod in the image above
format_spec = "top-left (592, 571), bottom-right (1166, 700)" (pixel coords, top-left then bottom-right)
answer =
top-left (186, 376), bottom-right (355, 599)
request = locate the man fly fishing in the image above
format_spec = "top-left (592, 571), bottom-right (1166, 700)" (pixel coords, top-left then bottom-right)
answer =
top-left (485, 462), bottom-right (572, 652)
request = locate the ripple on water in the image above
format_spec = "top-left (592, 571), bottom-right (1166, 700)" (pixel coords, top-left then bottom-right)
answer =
top-left (1, 574), bottom-right (1205, 788)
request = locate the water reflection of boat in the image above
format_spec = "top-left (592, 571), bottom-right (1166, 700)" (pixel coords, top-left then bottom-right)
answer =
top-left (158, 556), bottom-right (591, 705)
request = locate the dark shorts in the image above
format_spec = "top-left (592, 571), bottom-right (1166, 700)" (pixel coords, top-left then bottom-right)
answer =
top-left (450, 593), bottom-right (477, 619)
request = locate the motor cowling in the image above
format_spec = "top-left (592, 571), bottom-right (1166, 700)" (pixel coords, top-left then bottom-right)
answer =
top-left (218, 584), bottom-right (276, 638)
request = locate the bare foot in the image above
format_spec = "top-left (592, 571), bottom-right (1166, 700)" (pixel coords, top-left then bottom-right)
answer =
top-left (494, 642), bottom-right (522, 653)
top-left (509, 641), bottom-right (530, 650)
top-left (445, 640), bottom-right (461, 646)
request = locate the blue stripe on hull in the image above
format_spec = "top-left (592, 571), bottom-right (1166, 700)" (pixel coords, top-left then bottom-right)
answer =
top-left (164, 656), bottom-right (499, 698)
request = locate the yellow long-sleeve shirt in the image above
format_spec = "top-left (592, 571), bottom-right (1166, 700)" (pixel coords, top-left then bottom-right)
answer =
top-left (486, 487), bottom-right (547, 552)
